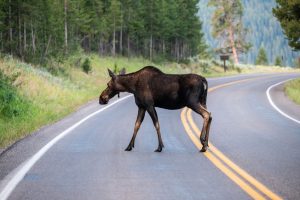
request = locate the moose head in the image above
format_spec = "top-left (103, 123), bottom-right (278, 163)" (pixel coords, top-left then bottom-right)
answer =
top-left (99, 69), bottom-right (125, 104)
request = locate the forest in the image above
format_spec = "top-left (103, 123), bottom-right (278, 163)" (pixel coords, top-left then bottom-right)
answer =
top-left (0, 0), bottom-right (207, 63)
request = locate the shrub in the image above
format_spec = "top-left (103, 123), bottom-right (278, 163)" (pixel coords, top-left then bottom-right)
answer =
top-left (0, 70), bottom-right (29, 118)
top-left (113, 63), bottom-right (119, 74)
top-left (82, 58), bottom-right (92, 74)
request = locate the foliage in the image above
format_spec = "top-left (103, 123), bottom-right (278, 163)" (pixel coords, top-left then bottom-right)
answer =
top-left (273, 0), bottom-right (300, 50)
top-left (81, 58), bottom-right (92, 74)
top-left (1, 54), bottom-right (299, 148)
top-left (274, 56), bottom-right (282, 66)
top-left (0, 0), bottom-right (207, 63)
top-left (285, 78), bottom-right (300, 105)
top-left (113, 63), bottom-right (118, 74)
top-left (208, 0), bottom-right (251, 64)
top-left (255, 47), bottom-right (268, 65)
top-left (0, 70), bottom-right (30, 118)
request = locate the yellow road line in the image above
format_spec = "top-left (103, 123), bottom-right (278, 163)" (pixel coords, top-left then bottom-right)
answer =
top-left (180, 108), bottom-right (266, 200)
top-left (208, 78), bottom-right (257, 93)
top-left (180, 77), bottom-right (283, 200)
top-left (186, 109), bottom-right (282, 200)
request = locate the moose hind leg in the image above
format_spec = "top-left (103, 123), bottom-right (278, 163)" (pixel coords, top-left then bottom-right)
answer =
top-left (190, 104), bottom-right (211, 152)
top-left (125, 107), bottom-right (145, 151)
top-left (147, 106), bottom-right (164, 152)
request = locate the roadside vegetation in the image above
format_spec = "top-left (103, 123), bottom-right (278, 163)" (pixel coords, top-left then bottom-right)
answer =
top-left (0, 54), bottom-right (154, 148)
top-left (1, 53), bottom-right (299, 149)
top-left (285, 78), bottom-right (300, 105)
top-left (0, 0), bottom-right (299, 150)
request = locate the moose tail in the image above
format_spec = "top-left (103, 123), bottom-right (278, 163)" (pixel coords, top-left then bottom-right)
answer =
top-left (200, 78), bottom-right (208, 107)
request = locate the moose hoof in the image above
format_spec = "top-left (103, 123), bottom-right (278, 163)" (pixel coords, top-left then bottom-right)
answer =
top-left (154, 147), bottom-right (162, 152)
top-left (125, 146), bottom-right (132, 151)
top-left (200, 146), bottom-right (207, 152)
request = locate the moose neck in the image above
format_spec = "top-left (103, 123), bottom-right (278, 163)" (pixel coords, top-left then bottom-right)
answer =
top-left (117, 74), bottom-right (137, 93)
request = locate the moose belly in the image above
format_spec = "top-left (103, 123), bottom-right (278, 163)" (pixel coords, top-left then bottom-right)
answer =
top-left (154, 93), bottom-right (185, 110)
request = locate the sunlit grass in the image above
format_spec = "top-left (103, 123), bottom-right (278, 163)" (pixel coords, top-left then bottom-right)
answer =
top-left (285, 78), bottom-right (300, 105)
top-left (0, 54), bottom-right (299, 149)
top-left (0, 55), bottom-right (172, 148)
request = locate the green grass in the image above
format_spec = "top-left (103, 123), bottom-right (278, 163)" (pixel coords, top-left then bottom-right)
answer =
top-left (0, 54), bottom-right (299, 149)
top-left (285, 78), bottom-right (300, 105)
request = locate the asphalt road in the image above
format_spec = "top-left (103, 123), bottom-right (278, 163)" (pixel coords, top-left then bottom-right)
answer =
top-left (0, 73), bottom-right (300, 200)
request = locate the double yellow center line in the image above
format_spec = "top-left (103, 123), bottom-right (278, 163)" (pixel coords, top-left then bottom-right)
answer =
top-left (180, 78), bottom-right (282, 200)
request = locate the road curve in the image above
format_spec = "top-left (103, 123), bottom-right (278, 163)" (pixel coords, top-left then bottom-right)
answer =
top-left (1, 73), bottom-right (300, 200)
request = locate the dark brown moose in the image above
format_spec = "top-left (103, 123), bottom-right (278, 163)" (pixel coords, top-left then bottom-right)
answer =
top-left (99, 66), bottom-right (212, 152)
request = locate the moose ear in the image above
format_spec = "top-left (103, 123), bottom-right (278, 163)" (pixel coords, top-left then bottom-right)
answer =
top-left (108, 68), bottom-right (116, 79)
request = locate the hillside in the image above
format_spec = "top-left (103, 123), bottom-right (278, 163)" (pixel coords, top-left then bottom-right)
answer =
top-left (198, 0), bottom-right (300, 67)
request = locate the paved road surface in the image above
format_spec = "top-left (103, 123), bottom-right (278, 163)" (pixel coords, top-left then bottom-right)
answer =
top-left (0, 73), bottom-right (300, 200)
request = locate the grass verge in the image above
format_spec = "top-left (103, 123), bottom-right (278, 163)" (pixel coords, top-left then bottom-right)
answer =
top-left (284, 78), bottom-right (300, 105)
top-left (0, 54), bottom-right (299, 149)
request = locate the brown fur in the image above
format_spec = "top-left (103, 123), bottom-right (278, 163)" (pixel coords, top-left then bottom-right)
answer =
top-left (99, 66), bottom-right (212, 152)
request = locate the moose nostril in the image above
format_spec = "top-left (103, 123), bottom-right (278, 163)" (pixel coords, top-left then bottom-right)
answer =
top-left (99, 96), bottom-right (109, 104)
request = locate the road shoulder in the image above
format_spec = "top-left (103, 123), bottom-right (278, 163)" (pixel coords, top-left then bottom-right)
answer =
top-left (268, 81), bottom-right (300, 123)
top-left (0, 94), bottom-right (125, 181)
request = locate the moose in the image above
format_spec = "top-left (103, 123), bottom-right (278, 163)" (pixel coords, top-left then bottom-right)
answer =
top-left (99, 66), bottom-right (212, 152)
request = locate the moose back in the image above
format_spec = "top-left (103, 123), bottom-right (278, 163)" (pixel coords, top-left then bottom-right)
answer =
top-left (99, 66), bottom-right (212, 152)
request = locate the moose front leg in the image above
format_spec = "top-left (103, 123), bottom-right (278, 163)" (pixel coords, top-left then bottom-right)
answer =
top-left (147, 106), bottom-right (164, 152)
top-left (125, 107), bottom-right (145, 151)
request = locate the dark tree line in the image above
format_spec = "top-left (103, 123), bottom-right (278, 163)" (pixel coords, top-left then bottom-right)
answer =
top-left (0, 0), bottom-right (206, 63)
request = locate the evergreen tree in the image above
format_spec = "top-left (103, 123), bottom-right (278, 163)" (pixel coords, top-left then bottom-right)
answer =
top-left (273, 0), bottom-right (300, 50)
top-left (0, 0), bottom-right (207, 62)
top-left (274, 56), bottom-right (282, 66)
top-left (256, 47), bottom-right (268, 65)
top-left (208, 0), bottom-right (251, 64)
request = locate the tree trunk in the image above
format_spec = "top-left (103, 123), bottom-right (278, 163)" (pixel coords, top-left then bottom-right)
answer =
top-left (119, 21), bottom-right (123, 55)
top-left (24, 21), bottom-right (27, 53)
top-left (112, 17), bottom-right (116, 56)
top-left (229, 25), bottom-right (239, 64)
top-left (31, 20), bottom-right (36, 54)
top-left (64, 0), bottom-right (68, 55)
top-left (18, 7), bottom-right (22, 58)
top-left (162, 39), bottom-right (165, 55)
top-left (45, 35), bottom-right (52, 56)
top-left (175, 38), bottom-right (179, 62)
top-left (0, 32), bottom-right (3, 52)
top-left (9, 0), bottom-right (12, 55)
top-left (127, 34), bottom-right (130, 58)
top-left (150, 35), bottom-right (153, 61)
top-left (98, 34), bottom-right (102, 56)
top-left (40, 35), bottom-right (52, 63)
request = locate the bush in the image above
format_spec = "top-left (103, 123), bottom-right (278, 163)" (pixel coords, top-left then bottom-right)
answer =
top-left (82, 58), bottom-right (92, 74)
top-left (0, 70), bottom-right (29, 118)
top-left (113, 63), bottom-right (119, 74)
top-left (45, 59), bottom-right (67, 76)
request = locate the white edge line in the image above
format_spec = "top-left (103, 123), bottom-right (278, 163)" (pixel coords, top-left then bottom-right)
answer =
top-left (266, 79), bottom-right (300, 125)
top-left (0, 95), bottom-right (132, 200)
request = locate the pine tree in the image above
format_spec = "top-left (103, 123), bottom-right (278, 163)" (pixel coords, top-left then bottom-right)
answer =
top-left (209, 0), bottom-right (251, 64)
top-left (273, 0), bottom-right (300, 50)
top-left (256, 47), bottom-right (268, 65)
top-left (0, 0), bottom-right (207, 62)
top-left (274, 56), bottom-right (282, 66)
